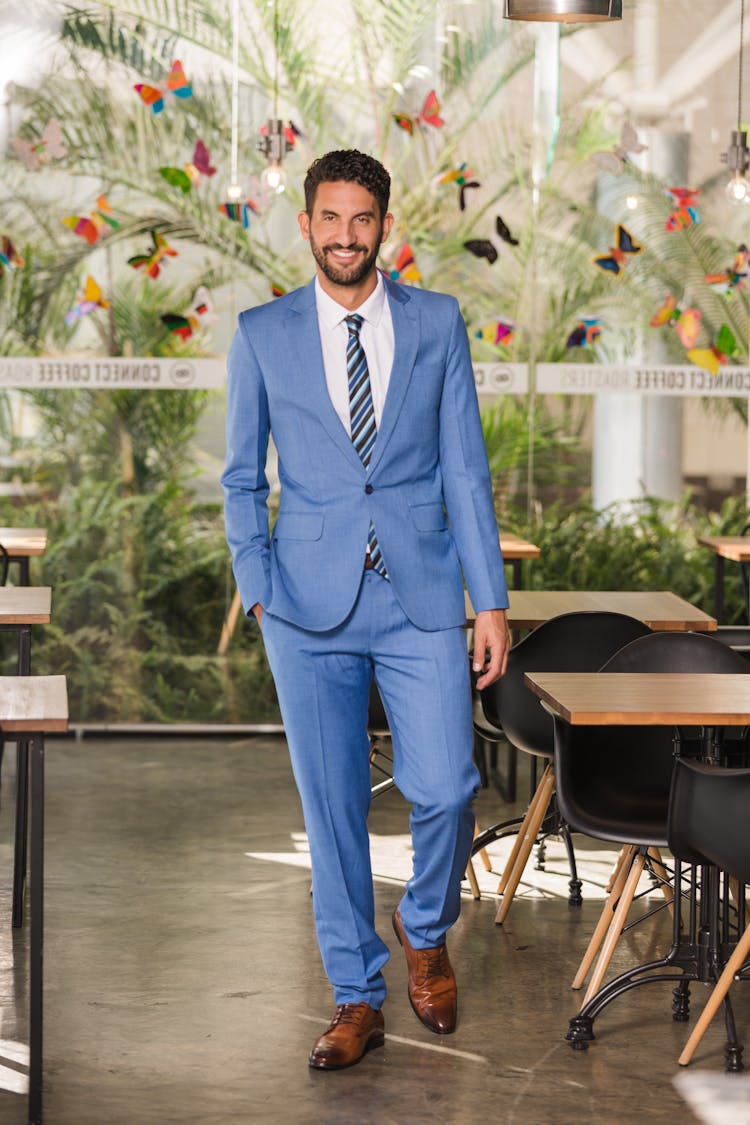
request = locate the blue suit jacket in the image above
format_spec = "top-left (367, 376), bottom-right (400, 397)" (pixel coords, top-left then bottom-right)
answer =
top-left (222, 276), bottom-right (509, 632)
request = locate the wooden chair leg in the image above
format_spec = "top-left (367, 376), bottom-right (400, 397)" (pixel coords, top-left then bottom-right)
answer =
top-left (496, 762), bottom-right (551, 896)
top-left (495, 765), bottom-right (555, 926)
top-left (473, 819), bottom-right (491, 873)
top-left (572, 845), bottom-right (637, 990)
top-left (581, 851), bottom-right (647, 1007)
top-left (679, 923), bottom-right (750, 1067)
top-left (465, 856), bottom-right (481, 900)
top-left (605, 844), bottom-right (630, 894)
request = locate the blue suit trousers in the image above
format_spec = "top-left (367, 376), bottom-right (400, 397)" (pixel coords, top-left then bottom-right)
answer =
top-left (260, 569), bottom-right (479, 1009)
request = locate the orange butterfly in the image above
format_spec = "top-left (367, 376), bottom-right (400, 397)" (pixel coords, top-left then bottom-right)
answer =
top-left (62, 195), bottom-right (119, 245)
top-left (387, 244), bottom-right (421, 284)
top-left (393, 90), bottom-right (444, 134)
top-left (134, 61), bottom-right (192, 115)
top-left (649, 294), bottom-right (702, 349)
top-left (128, 231), bottom-right (178, 280)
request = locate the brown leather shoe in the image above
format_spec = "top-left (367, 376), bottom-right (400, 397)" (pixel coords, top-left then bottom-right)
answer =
top-left (392, 907), bottom-right (457, 1035)
top-left (308, 1002), bottom-right (385, 1070)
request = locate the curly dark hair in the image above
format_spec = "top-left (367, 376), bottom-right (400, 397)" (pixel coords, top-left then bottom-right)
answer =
top-left (303, 150), bottom-right (391, 219)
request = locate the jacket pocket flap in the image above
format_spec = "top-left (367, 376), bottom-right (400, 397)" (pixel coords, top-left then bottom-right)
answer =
top-left (273, 512), bottom-right (324, 540)
top-left (410, 501), bottom-right (447, 531)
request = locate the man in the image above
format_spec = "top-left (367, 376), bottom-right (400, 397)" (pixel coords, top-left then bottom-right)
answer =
top-left (222, 149), bottom-right (510, 1070)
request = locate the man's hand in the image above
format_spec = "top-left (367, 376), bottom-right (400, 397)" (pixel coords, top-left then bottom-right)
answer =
top-left (472, 608), bottom-right (511, 690)
top-left (251, 602), bottom-right (263, 624)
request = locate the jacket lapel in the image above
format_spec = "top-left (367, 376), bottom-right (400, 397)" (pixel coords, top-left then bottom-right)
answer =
top-left (286, 279), bottom-right (365, 473)
top-left (368, 278), bottom-right (419, 475)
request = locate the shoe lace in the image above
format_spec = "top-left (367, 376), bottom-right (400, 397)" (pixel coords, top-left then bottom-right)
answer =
top-left (331, 1004), bottom-right (366, 1028)
top-left (415, 945), bottom-right (451, 985)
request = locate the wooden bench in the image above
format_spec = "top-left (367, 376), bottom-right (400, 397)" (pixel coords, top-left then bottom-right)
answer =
top-left (1, 676), bottom-right (68, 1125)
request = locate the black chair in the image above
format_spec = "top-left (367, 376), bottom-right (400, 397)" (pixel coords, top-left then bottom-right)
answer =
top-left (554, 630), bottom-right (750, 1014)
top-left (713, 520), bottom-right (750, 654)
top-left (668, 757), bottom-right (750, 1069)
top-left (473, 611), bottom-right (652, 925)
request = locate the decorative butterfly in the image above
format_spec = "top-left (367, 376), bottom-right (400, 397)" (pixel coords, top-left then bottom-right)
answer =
top-left (436, 164), bottom-right (480, 211)
top-left (464, 239), bottom-right (498, 265)
top-left (0, 235), bottom-right (24, 276)
top-left (62, 195), bottom-right (120, 245)
top-left (388, 244), bottom-right (421, 284)
top-left (496, 215), bottom-right (519, 246)
top-left (592, 224), bottom-right (642, 275)
top-left (566, 316), bottom-right (601, 348)
top-left (271, 283), bottom-right (287, 299)
top-left (134, 60), bottom-right (192, 115)
top-left (161, 287), bottom-right (212, 341)
top-left (591, 121), bottom-right (648, 174)
top-left (10, 118), bottom-right (67, 170)
top-left (649, 294), bottom-right (702, 349)
top-left (687, 324), bottom-right (738, 376)
top-left (259, 120), bottom-right (302, 149)
top-left (704, 244), bottom-right (749, 296)
top-left (393, 90), bottom-right (444, 134)
top-left (64, 276), bottom-right (109, 326)
top-left (217, 200), bottom-right (260, 228)
top-left (127, 230), bottom-right (178, 280)
top-left (665, 187), bottom-right (700, 232)
top-left (475, 320), bottom-right (514, 347)
top-left (159, 140), bottom-right (217, 194)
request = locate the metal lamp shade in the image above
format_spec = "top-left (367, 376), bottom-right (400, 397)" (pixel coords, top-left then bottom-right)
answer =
top-left (504, 0), bottom-right (622, 21)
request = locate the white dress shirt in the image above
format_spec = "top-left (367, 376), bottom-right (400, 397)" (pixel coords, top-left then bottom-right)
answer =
top-left (314, 273), bottom-right (395, 436)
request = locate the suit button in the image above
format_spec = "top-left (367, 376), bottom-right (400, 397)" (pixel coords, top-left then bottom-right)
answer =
top-left (365, 484), bottom-right (374, 494)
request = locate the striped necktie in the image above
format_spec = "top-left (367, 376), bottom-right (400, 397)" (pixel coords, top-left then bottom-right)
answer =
top-left (345, 314), bottom-right (387, 577)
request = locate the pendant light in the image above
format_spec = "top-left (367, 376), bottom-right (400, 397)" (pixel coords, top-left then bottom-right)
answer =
top-left (257, 0), bottom-right (290, 194)
top-left (722, 0), bottom-right (750, 203)
top-left (503, 0), bottom-right (622, 21)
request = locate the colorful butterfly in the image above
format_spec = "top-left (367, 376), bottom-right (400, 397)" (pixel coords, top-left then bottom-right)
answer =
top-left (64, 276), bottom-right (110, 326)
top-left (134, 60), bottom-right (192, 115)
top-left (271, 283), bottom-right (287, 299)
top-left (566, 316), bottom-right (601, 348)
top-left (687, 324), bottom-right (738, 376)
top-left (665, 187), bottom-right (700, 231)
top-left (388, 244), bottom-right (421, 284)
top-left (475, 320), bottom-right (514, 347)
top-left (464, 239), bottom-right (498, 264)
top-left (62, 195), bottom-right (120, 245)
top-left (127, 231), bottom-right (178, 280)
top-left (161, 288), bottom-right (212, 341)
top-left (0, 235), bottom-right (24, 276)
top-left (393, 90), bottom-right (444, 134)
top-left (649, 294), bottom-right (702, 349)
top-left (591, 121), bottom-right (648, 174)
top-left (704, 244), bottom-right (749, 296)
top-left (592, 224), bottom-right (642, 275)
top-left (436, 164), bottom-right (480, 211)
top-left (218, 201), bottom-right (260, 229)
top-left (159, 140), bottom-right (217, 194)
top-left (10, 118), bottom-right (67, 170)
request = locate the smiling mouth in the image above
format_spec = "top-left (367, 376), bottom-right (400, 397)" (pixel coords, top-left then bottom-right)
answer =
top-left (326, 246), bottom-right (366, 261)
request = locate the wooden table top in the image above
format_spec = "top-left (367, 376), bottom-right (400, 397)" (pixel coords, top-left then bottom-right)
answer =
top-left (0, 587), bottom-right (52, 624)
top-left (499, 533), bottom-right (541, 561)
top-left (525, 671), bottom-right (750, 726)
top-left (464, 589), bottom-right (716, 631)
top-left (0, 675), bottom-right (68, 732)
top-left (0, 527), bottom-right (48, 557)
top-left (697, 535), bottom-right (750, 562)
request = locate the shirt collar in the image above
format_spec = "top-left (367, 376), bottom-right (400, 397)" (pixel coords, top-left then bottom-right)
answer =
top-left (314, 271), bottom-right (386, 332)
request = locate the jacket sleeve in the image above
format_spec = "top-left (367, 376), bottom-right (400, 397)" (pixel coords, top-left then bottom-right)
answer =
top-left (221, 315), bottom-right (273, 614)
top-left (438, 300), bottom-right (509, 612)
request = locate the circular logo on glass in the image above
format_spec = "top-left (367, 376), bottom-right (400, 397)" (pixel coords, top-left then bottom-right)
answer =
top-left (169, 361), bottom-right (196, 387)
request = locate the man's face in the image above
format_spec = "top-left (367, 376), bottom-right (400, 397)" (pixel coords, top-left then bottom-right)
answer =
top-left (298, 181), bottom-right (393, 291)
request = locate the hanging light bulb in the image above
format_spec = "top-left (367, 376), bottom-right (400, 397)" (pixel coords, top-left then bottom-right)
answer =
top-left (722, 0), bottom-right (750, 203)
top-left (503, 0), bottom-right (622, 21)
top-left (625, 194), bottom-right (639, 211)
top-left (258, 119), bottom-right (289, 194)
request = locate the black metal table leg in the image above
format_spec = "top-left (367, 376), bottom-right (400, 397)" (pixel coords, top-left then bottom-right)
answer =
top-left (714, 554), bottom-right (725, 623)
top-left (28, 732), bottom-right (44, 1124)
top-left (13, 739), bottom-right (29, 929)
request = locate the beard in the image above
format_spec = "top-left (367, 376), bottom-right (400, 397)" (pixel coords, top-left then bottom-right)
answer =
top-left (309, 228), bottom-right (382, 287)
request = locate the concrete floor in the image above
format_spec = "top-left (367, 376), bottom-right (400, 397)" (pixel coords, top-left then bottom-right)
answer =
top-left (0, 735), bottom-right (748, 1125)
